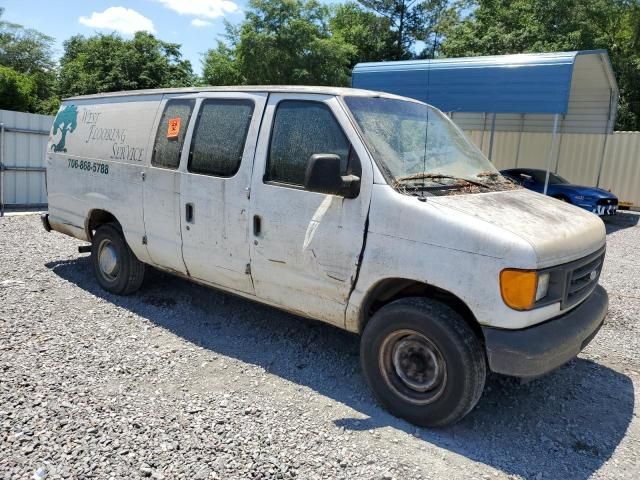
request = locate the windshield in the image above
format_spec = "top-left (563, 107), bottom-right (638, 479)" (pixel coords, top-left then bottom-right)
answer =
top-left (344, 96), bottom-right (512, 194)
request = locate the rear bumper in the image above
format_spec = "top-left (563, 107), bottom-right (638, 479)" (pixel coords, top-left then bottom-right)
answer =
top-left (482, 285), bottom-right (608, 378)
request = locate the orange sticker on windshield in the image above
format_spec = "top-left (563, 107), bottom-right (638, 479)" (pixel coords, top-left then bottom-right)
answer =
top-left (167, 117), bottom-right (181, 139)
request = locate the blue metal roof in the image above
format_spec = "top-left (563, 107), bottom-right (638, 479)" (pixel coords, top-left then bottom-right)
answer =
top-left (352, 50), bottom-right (614, 115)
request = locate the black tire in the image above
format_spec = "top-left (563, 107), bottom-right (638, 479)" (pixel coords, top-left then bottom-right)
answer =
top-left (91, 223), bottom-right (145, 295)
top-left (360, 297), bottom-right (486, 427)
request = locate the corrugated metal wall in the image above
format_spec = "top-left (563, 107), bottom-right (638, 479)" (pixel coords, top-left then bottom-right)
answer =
top-left (599, 133), bottom-right (640, 206)
top-left (0, 110), bottom-right (53, 213)
top-left (453, 55), bottom-right (616, 134)
top-left (464, 129), bottom-right (640, 206)
top-left (565, 54), bottom-right (616, 133)
top-left (355, 52), bottom-right (617, 134)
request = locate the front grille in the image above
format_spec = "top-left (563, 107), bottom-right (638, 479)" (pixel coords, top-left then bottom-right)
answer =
top-left (596, 198), bottom-right (618, 206)
top-left (563, 249), bottom-right (605, 309)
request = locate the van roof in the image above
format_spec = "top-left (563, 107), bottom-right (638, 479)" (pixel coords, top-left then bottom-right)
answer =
top-left (64, 85), bottom-right (415, 102)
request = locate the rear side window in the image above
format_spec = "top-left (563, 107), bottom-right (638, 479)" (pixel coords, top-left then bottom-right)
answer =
top-left (151, 99), bottom-right (195, 169)
top-left (188, 99), bottom-right (254, 177)
top-left (266, 101), bottom-right (350, 186)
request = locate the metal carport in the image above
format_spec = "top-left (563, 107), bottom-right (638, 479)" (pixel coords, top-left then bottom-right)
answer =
top-left (352, 50), bottom-right (619, 193)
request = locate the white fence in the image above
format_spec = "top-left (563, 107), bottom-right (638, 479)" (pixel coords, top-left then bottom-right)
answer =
top-left (464, 130), bottom-right (640, 207)
top-left (0, 109), bottom-right (53, 215)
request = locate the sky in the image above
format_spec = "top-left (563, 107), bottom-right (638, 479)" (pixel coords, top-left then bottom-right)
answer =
top-left (1, 0), bottom-right (262, 74)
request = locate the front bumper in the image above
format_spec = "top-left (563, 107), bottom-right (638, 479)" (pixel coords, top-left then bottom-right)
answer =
top-left (482, 285), bottom-right (608, 378)
top-left (580, 198), bottom-right (618, 216)
top-left (592, 204), bottom-right (618, 216)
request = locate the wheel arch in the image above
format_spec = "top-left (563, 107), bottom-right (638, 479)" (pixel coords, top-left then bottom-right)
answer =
top-left (85, 209), bottom-right (121, 241)
top-left (357, 278), bottom-right (483, 341)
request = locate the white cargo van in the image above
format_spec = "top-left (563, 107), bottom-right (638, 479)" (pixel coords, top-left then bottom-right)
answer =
top-left (43, 87), bottom-right (608, 427)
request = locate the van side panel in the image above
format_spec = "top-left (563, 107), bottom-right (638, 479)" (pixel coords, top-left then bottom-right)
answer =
top-left (248, 94), bottom-right (374, 326)
top-left (46, 96), bottom-right (163, 263)
top-left (179, 92), bottom-right (269, 294)
top-left (345, 185), bottom-right (561, 332)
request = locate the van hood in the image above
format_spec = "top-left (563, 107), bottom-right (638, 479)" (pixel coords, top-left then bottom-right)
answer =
top-left (429, 188), bottom-right (606, 267)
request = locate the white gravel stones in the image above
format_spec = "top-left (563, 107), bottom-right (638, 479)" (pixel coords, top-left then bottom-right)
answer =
top-left (1, 212), bottom-right (639, 479)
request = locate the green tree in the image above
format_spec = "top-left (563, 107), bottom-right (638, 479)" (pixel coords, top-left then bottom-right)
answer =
top-left (440, 0), bottom-right (640, 130)
top-left (357, 0), bottom-right (449, 59)
top-left (0, 65), bottom-right (36, 111)
top-left (0, 13), bottom-right (55, 73)
top-left (58, 32), bottom-right (195, 97)
top-left (0, 7), bottom-right (57, 113)
top-left (202, 42), bottom-right (245, 85)
top-left (203, 0), bottom-right (355, 86)
top-left (330, 2), bottom-right (396, 66)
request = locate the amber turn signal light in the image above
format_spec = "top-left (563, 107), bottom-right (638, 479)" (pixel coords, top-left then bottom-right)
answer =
top-left (500, 269), bottom-right (538, 310)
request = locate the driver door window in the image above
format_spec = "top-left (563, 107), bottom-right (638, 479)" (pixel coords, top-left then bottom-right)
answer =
top-left (266, 100), bottom-right (350, 186)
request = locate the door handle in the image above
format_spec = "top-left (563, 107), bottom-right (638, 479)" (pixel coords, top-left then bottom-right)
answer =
top-left (253, 215), bottom-right (261, 236)
top-left (185, 203), bottom-right (195, 223)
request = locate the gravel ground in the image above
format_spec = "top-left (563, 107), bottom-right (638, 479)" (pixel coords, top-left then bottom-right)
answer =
top-left (1, 212), bottom-right (639, 480)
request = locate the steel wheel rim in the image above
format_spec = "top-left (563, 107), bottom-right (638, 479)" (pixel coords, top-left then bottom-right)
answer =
top-left (379, 329), bottom-right (447, 405)
top-left (97, 238), bottom-right (119, 281)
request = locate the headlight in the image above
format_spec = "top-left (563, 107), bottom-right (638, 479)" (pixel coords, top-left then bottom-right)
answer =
top-left (500, 270), bottom-right (550, 310)
top-left (536, 272), bottom-right (550, 301)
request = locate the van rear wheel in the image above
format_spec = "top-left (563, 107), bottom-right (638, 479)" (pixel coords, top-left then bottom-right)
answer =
top-left (360, 297), bottom-right (486, 427)
top-left (91, 224), bottom-right (145, 295)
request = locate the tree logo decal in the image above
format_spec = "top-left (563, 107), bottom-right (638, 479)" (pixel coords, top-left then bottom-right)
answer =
top-left (51, 105), bottom-right (78, 153)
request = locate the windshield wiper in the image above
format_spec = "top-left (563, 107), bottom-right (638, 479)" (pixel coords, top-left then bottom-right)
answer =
top-left (394, 173), bottom-right (491, 189)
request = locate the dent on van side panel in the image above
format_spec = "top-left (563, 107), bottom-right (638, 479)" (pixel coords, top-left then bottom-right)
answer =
top-left (345, 185), bottom-right (560, 331)
top-left (248, 94), bottom-right (375, 327)
top-left (47, 96), bottom-right (163, 263)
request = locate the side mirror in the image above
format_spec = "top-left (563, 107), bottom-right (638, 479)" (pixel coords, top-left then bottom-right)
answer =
top-left (304, 154), bottom-right (360, 198)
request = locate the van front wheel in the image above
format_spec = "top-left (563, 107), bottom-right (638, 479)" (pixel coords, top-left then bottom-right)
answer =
top-left (360, 297), bottom-right (486, 427)
top-left (91, 224), bottom-right (145, 295)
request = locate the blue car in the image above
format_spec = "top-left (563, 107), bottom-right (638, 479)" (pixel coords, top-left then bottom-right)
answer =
top-left (500, 168), bottom-right (618, 216)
